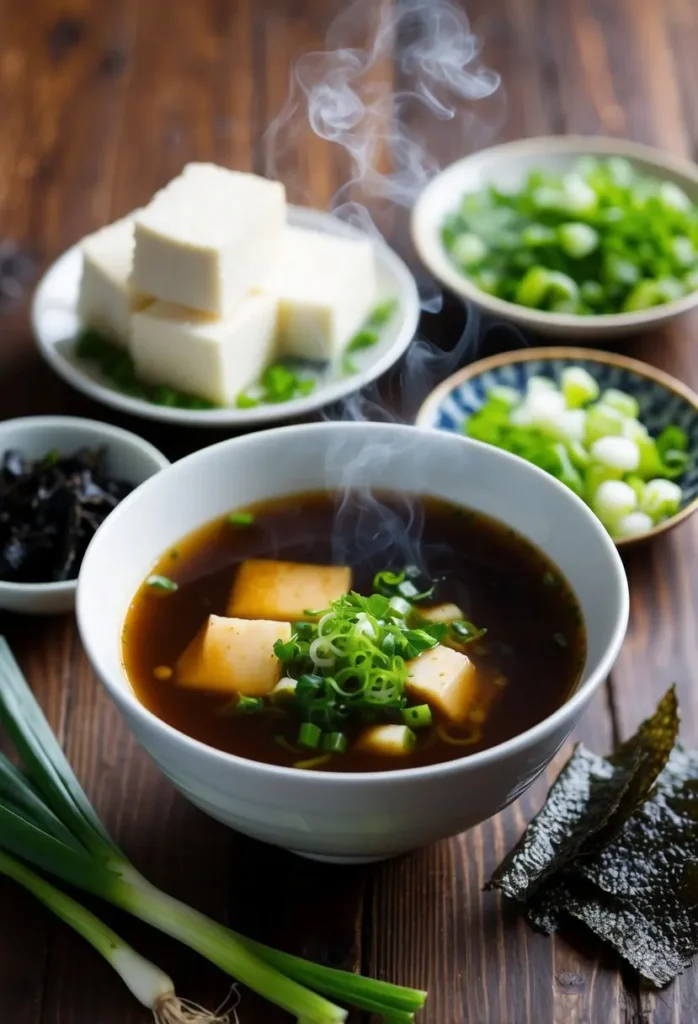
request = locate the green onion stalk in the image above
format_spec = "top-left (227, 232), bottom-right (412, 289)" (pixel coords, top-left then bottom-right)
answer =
top-left (0, 849), bottom-right (231, 1024)
top-left (0, 639), bottom-right (426, 1023)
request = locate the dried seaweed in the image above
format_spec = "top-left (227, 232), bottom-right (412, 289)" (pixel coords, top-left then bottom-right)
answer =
top-left (488, 687), bottom-right (698, 987)
top-left (486, 745), bottom-right (637, 902)
top-left (0, 447), bottom-right (133, 584)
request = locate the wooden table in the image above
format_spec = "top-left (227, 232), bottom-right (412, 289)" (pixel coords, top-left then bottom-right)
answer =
top-left (1, 1), bottom-right (697, 1021)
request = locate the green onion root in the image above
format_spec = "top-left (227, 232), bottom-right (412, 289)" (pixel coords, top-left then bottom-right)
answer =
top-left (112, 878), bottom-right (349, 1024)
top-left (153, 992), bottom-right (236, 1024)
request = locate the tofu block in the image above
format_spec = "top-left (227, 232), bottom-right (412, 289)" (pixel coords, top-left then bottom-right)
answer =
top-left (227, 559), bottom-right (352, 622)
top-left (406, 645), bottom-right (479, 725)
top-left (354, 725), bottom-right (416, 757)
top-left (259, 226), bottom-right (377, 361)
top-left (418, 603), bottom-right (465, 624)
top-left (131, 294), bottom-right (278, 405)
top-left (77, 216), bottom-right (150, 347)
top-left (132, 164), bottom-right (286, 316)
top-left (175, 614), bottom-right (291, 696)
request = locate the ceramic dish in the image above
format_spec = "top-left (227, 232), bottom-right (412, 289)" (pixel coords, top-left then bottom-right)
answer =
top-left (76, 421), bottom-right (628, 863)
top-left (416, 347), bottom-right (698, 548)
top-left (31, 207), bottom-right (420, 427)
top-left (0, 416), bottom-right (169, 614)
top-left (411, 135), bottom-right (698, 340)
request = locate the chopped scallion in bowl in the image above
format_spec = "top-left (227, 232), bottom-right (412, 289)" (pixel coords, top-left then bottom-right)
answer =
top-left (416, 347), bottom-right (698, 547)
top-left (412, 136), bottom-right (698, 339)
top-left (441, 157), bottom-right (698, 317)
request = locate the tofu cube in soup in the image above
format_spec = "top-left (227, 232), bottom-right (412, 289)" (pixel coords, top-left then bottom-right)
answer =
top-left (131, 294), bottom-right (277, 405)
top-left (78, 216), bottom-right (151, 346)
top-left (132, 164), bottom-right (286, 316)
top-left (228, 560), bottom-right (352, 622)
top-left (406, 645), bottom-right (478, 724)
top-left (258, 226), bottom-right (377, 362)
top-left (418, 603), bottom-right (464, 624)
top-left (175, 614), bottom-right (291, 696)
top-left (355, 725), bottom-right (416, 757)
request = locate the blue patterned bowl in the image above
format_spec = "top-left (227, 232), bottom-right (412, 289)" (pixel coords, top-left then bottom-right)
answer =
top-left (416, 346), bottom-right (698, 547)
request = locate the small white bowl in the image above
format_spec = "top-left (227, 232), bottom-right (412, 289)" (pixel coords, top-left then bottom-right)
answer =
top-left (0, 416), bottom-right (169, 615)
top-left (77, 421), bottom-right (628, 863)
top-left (412, 135), bottom-right (698, 340)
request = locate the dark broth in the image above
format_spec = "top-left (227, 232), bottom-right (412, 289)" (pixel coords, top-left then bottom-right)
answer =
top-left (123, 491), bottom-right (586, 773)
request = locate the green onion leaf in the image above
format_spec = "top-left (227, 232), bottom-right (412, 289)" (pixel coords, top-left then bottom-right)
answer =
top-left (0, 639), bottom-right (428, 1021)
top-left (323, 732), bottom-right (349, 754)
top-left (145, 575), bottom-right (178, 593)
top-left (237, 695), bottom-right (264, 714)
top-left (401, 704), bottom-right (433, 729)
top-left (298, 722), bottom-right (323, 750)
top-left (227, 511), bottom-right (255, 527)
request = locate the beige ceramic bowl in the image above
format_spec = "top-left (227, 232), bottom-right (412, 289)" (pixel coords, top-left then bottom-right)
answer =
top-left (412, 135), bottom-right (698, 340)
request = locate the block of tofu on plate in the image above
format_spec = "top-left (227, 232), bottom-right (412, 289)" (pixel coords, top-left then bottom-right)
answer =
top-left (131, 294), bottom-right (278, 405)
top-left (176, 614), bottom-right (291, 696)
top-left (259, 226), bottom-right (378, 362)
top-left (228, 559), bottom-right (352, 622)
top-left (77, 216), bottom-right (151, 347)
top-left (132, 163), bottom-right (286, 316)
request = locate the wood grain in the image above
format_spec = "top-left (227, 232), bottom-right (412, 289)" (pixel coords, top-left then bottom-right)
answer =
top-left (0, 0), bottom-right (697, 1022)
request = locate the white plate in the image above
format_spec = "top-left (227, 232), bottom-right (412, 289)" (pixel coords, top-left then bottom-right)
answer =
top-left (412, 135), bottom-right (698, 341)
top-left (32, 206), bottom-right (420, 427)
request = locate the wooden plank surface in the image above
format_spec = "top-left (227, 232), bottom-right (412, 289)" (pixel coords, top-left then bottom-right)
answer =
top-left (0, 1), bottom-right (697, 1022)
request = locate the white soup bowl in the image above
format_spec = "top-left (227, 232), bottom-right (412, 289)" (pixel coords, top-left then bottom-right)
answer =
top-left (77, 422), bottom-right (628, 862)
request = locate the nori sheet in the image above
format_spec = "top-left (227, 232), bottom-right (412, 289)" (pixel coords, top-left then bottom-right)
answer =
top-left (488, 687), bottom-right (698, 987)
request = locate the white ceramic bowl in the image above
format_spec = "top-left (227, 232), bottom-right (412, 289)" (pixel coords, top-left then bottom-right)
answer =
top-left (0, 416), bottom-right (169, 615)
top-left (77, 422), bottom-right (629, 863)
top-left (412, 135), bottom-right (698, 340)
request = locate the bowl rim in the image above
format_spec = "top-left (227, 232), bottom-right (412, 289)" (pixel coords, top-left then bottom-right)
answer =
top-left (31, 205), bottom-right (421, 428)
top-left (411, 134), bottom-right (698, 331)
top-left (76, 420), bottom-right (630, 785)
top-left (0, 414), bottom-right (170, 595)
top-left (416, 345), bottom-right (698, 548)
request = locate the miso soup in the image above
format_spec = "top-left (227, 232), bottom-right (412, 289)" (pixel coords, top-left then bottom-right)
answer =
top-left (123, 491), bottom-right (585, 773)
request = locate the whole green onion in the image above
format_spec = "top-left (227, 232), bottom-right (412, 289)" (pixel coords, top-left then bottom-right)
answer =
top-left (0, 640), bottom-right (426, 1022)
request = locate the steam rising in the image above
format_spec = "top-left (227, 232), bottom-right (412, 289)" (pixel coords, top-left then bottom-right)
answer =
top-left (265, 0), bottom-right (507, 571)
top-left (265, 0), bottom-right (502, 224)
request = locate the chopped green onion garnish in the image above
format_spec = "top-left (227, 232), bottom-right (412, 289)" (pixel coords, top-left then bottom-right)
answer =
top-left (227, 511), bottom-right (255, 527)
top-left (298, 722), bottom-right (323, 749)
top-left (273, 574), bottom-right (483, 735)
top-left (145, 575), bottom-right (178, 593)
top-left (237, 363), bottom-right (317, 408)
top-left (75, 330), bottom-right (219, 410)
top-left (401, 704), bottom-right (433, 729)
top-left (366, 298), bottom-right (398, 328)
top-left (341, 300), bottom-right (396, 375)
top-left (323, 731), bottom-right (349, 754)
top-left (237, 695), bottom-right (264, 714)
